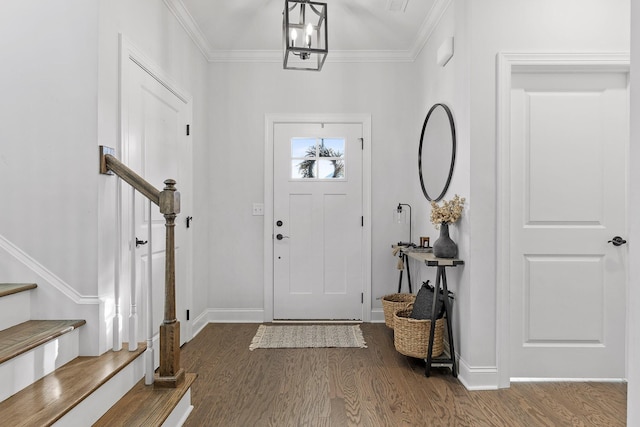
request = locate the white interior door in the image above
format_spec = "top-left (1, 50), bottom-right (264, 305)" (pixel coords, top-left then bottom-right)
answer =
top-left (273, 123), bottom-right (363, 320)
top-left (509, 70), bottom-right (628, 379)
top-left (124, 58), bottom-right (192, 346)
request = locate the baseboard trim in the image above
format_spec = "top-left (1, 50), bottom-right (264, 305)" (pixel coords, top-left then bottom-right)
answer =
top-left (205, 308), bottom-right (265, 323)
top-left (457, 358), bottom-right (499, 390)
top-left (511, 377), bottom-right (628, 383)
top-left (370, 308), bottom-right (385, 323)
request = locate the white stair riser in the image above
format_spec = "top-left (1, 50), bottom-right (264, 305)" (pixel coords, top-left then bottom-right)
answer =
top-left (162, 389), bottom-right (194, 427)
top-left (53, 352), bottom-right (145, 427)
top-left (0, 292), bottom-right (31, 331)
top-left (0, 329), bottom-right (80, 402)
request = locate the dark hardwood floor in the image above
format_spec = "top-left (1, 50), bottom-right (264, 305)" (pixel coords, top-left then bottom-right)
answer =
top-left (181, 323), bottom-right (626, 426)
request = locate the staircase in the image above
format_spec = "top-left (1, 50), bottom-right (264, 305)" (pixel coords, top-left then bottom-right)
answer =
top-left (0, 283), bottom-right (195, 426)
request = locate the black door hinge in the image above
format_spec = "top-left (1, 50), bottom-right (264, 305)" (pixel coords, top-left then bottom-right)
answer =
top-left (361, 293), bottom-right (364, 304)
top-left (361, 216), bottom-right (364, 227)
top-left (186, 309), bottom-right (190, 321)
top-left (186, 124), bottom-right (190, 136)
top-left (360, 138), bottom-right (364, 150)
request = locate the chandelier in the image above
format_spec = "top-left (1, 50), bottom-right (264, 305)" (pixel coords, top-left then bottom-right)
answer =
top-left (283, 0), bottom-right (328, 71)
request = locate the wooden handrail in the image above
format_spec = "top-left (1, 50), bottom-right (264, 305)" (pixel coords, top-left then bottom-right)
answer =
top-left (103, 154), bottom-right (161, 206)
top-left (99, 146), bottom-right (184, 388)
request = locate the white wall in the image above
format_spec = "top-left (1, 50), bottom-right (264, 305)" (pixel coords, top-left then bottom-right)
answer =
top-left (409, 0), bottom-right (629, 388)
top-left (206, 61), bottom-right (418, 317)
top-left (411, 0), bottom-right (474, 384)
top-left (464, 0), bottom-right (629, 386)
top-left (627, 1), bottom-right (639, 424)
top-left (0, 0), bottom-right (101, 354)
top-left (0, 0), bottom-right (209, 355)
top-left (0, 0), bottom-right (99, 295)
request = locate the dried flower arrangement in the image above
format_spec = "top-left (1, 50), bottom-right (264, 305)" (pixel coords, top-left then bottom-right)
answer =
top-left (430, 194), bottom-right (465, 227)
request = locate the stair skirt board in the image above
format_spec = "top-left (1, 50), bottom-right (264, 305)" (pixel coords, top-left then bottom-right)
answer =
top-left (54, 351), bottom-right (145, 426)
top-left (0, 328), bottom-right (80, 403)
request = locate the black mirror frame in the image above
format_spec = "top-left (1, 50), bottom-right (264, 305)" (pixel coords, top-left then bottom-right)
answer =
top-left (418, 103), bottom-right (457, 202)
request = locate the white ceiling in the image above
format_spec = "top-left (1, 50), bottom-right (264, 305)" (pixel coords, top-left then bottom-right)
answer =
top-left (164, 0), bottom-right (450, 62)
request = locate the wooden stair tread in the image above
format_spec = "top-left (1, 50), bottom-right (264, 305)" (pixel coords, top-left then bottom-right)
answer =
top-left (94, 372), bottom-right (197, 426)
top-left (0, 283), bottom-right (37, 298)
top-left (0, 319), bottom-right (86, 364)
top-left (0, 343), bottom-right (146, 427)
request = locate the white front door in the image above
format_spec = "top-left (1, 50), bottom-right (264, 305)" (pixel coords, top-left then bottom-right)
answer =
top-left (509, 70), bottom-right (628, 378)
top-left (273, 123), bottom-right (364, 320)
top-left (123, 58), bottom-right (192, 346)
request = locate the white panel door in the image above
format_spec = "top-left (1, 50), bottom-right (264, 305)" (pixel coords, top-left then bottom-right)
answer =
top-left (274, 123), bottom-right (363, 320)
top-left (510, 71), bottom-right (628, 378)
top-left (124, 60), bottom-right (192, 346)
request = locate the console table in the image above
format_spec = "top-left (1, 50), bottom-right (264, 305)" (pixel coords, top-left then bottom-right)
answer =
top-left (402, 250), bottom-right (463, 377)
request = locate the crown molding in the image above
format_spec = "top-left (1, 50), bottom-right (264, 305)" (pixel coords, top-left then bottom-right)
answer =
top-left (408, 0), bottom-right (453, 60)
top-left (164, 0), bottom-right (452, 64)
top-left (163, 0), bottom-right (214, 60)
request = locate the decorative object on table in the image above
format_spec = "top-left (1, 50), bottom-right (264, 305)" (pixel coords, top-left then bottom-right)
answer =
top-left (283, 0), bottom-right (328, 71)
top-left (392, 246), bottom-right (405, 270)
top-left (249, 324), bottom-right (366, 350)
top-left (430, 194), bottom-right (465, 258)
top-left (381, 293), bottom-right (416, 329)
top-left (392, 245), bottom-right (414, 293)
top-left (418, 103), bottom-right (457, 202)
top-left (395, 203), bottom-right (413, 246)
top-left (393, 302), bottom-right (445, 359)
top-left (420, 236), bottom-right (430, 248)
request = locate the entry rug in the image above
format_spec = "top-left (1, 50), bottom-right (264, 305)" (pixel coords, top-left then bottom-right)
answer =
top-left (249, 324), bottom-right (367, 351)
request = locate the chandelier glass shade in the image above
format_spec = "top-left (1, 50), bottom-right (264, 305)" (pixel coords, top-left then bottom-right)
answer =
top-left (283, 0), bottom-right (328, 71)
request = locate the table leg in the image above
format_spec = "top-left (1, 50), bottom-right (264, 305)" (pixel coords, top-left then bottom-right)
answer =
top-left (441, 270), bottom-right (457, 377)
top-left (404, 254), bottom-right (412, 293)
top-left (397, 269), bottom-right (403, 293)
top-left (425, 266), bottom-right (442, 377)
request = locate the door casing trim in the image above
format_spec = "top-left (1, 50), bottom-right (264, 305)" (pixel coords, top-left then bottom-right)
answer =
top-left (496, 52), bottom-right (630, 388)
top-left (264, 114), bottom-right (372, 322)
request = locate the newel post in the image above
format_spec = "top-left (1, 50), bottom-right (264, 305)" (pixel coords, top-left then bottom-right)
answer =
top-left (155, 179), bottom-right (185, 388)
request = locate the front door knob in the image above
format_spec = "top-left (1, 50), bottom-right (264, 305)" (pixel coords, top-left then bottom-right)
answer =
top-left (276, 234), bottom-right (290, 240)
top-left (608, 236), bottom-right (627, 246)
top-left (135, 237), bottom-right (148, 247)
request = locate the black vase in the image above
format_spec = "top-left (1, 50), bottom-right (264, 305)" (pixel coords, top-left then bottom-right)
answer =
top-left (433, 222), bottom-right (457, 258)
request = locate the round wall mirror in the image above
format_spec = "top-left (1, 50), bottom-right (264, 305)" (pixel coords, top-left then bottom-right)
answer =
top-left (418, 103), bottom-right (456, 201)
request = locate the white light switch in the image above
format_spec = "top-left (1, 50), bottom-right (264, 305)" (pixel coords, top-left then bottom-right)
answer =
top-left (252, 203), bottom-right (264, 216)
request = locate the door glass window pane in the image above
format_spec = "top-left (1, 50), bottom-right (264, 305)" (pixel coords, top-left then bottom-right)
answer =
top-left (292, 159), bottom-right (316, 179)
top-left (319, 159), bottom-right (344, 178)
top-left (319, 138), bottom-right (344, 157)
top-left (292, 138), bottom-right (316, 158)
top-left (291, 137), bottom-right (345, 180)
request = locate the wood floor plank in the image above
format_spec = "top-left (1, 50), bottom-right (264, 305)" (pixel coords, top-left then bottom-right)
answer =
top-left (180, 324), bottom-right (627, 427)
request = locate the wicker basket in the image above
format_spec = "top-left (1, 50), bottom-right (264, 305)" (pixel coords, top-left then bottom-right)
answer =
top-left (393, 305), bottom-right (445, 358)
top-left (382, 293), bottom-right (416, 329)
